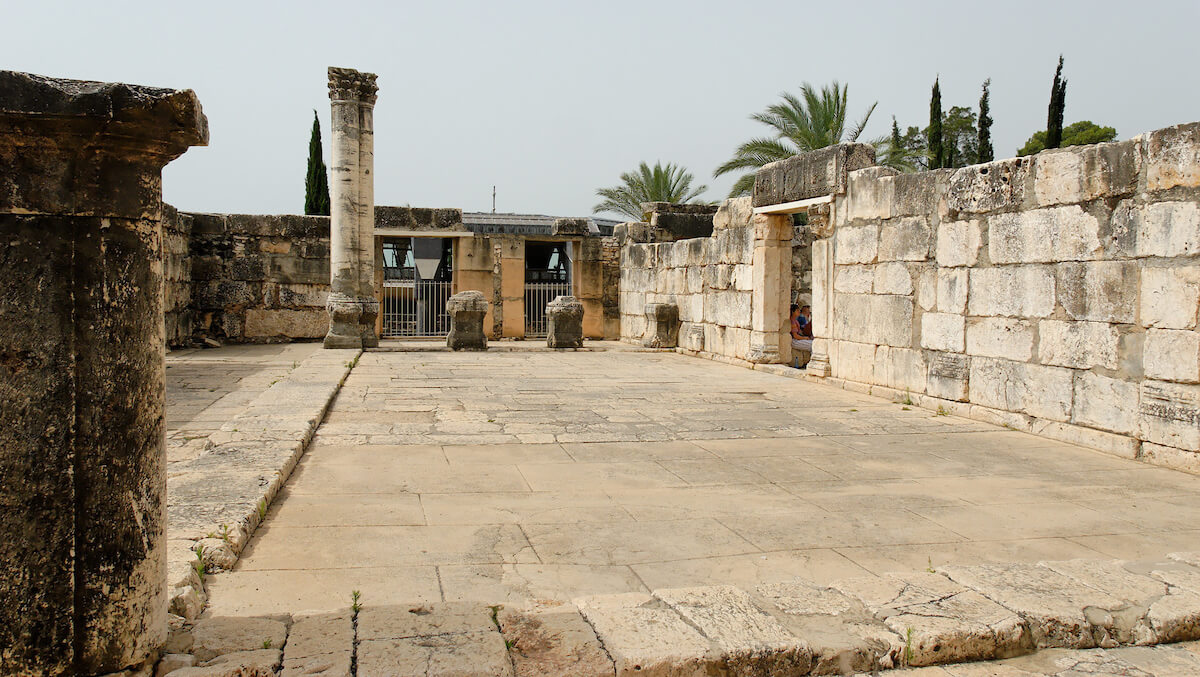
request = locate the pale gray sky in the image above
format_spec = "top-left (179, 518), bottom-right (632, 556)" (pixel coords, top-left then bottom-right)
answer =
top-left (7, 1), bottom-right (1197, 218)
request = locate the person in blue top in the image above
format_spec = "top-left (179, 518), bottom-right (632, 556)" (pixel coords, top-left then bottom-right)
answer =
top-left (790, 304), bottom-right (813, 368)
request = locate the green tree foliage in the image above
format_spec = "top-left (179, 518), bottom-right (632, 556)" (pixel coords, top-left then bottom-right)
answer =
top-left (304, 110), bottom-right (331, 216)
top-left (1046, 55), bottom-right (1068, 150)
top-left (977, 79), bottom-right (994, 163)
top-left (928, 78), bottom-right (945, 169)
top-left (878, 117), bottom-right (927, 172)
top-left (593, 161), bottom-right (708, 221)
top-left (1017, 121), bottom-right (1117, 156)
top-left (942, 106), bottom-right (979, 169)
top-left (714, 82), bottom-right (877, 196)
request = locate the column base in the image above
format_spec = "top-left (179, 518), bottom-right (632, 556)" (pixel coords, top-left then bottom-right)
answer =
top-left (323, 333), bottom-right (362, 350)
top-left (806, 354), bottom-right (831, 377)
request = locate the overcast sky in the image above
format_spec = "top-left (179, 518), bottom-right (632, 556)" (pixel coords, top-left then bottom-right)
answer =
top-left (7, 1), bottom-right (1198, 218)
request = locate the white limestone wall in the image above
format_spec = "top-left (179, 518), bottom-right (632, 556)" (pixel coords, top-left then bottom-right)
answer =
top-left (818, 121), bottom-right (1200, 469)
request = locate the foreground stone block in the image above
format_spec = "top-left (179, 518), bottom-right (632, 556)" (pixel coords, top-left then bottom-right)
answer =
top-left (643, 302), bottom-right (680, 348)
top-left (446, 290), bottom-right (489, 351)
top-left (190, 617), bottom-right (288, 662)
top-left (282, 611), bottom-right (353, 676)
top-left (833, 572), bottom-right (1030, 666)
top-left (357, 603), bottom-right (511, 677)
top-left (576, 593), bottom-right (715, 676)
top-left (546, 295), bottom-right (584, 348)
top-left (0, 70), bottom-right (207, 675)
top-left (499, 603), bottom-right (613, 677)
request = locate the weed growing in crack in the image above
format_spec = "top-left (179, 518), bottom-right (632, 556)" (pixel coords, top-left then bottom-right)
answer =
top-left (351, 589), bottom-right (362, 613)
top-left (262, 639), bottom-right (272, 649)
top-left (192, 545), bottom-right (207, 583)
top-left (901, 392), bottom-right (914, 406)
top-left (904, 627), bottom-right (915, 665)
top-left (257, 499), bottom-right (267, 522)
top-left (935, 406), bottom-right (949, 416)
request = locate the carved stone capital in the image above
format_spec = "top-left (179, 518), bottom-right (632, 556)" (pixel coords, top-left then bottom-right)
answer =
top-left (327, 67), bottom-right (378, 104)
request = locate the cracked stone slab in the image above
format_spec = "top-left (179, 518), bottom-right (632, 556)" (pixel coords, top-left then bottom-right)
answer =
top-left (832, 571), bottom-right (1030, 666)
top-left (189, 617), bottom-right (289, 662)
top-left (1039, 559), bottom-right (1182, 645)
top-left (356, 632), bottom-right (512, 677)
top-left (653, 585), bottom-right (813, 674)
top-left (357, 603), bottom-right (497, 641)
top-left (498, 602), bottom-right (614, 677)
top-left (938, 562), bottom-right (1129, 649)
top-left (282, 610), bottom-right (354, 660)
top-left (754, 580), bottom-right (902, 673)
top-left (575, 592), bottom-right (716, 676)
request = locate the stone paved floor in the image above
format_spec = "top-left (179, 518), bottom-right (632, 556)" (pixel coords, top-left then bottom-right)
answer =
top-left (203, 350), bottom-right (1200, 616)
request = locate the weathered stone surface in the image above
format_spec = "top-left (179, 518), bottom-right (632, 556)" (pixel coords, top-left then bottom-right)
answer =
top-left (577, 592), bottom-right (714, 676)
top-left (1039, 320), bottom-right (1119, 370)
top-left (989, 206), bottom-right (1103, 263)
top-left (280, 652), bottom-right (352, 677)
top-left (643, 302), bottom-right (680, 348)
top-left (1072, 372), bottom-right (1140, 435)
top-left (1112, 200), bottom-right (1200, 258)
top-left (874, 262), bottom-right (914, 295)
top-left (966, 317), bottom-right (1035, 362)
top-left (1139, 380), bottom-right (1200, 451)
top-left (753, 143), bottom-right (876, 206)
top-left (834, 572), bottom-right (1030, 666)
top-left (937, 268), bottom-right (968, 314)
top-left (283, 611), bottom-right (353, 661)
top-left (1140, 265), bottom-right (1200, 330)
top-left (947, 156), bottom-right (1031, 214)
top-left (551, 217), bottom-right (590, 236)
top-left (546, 295), bottom-right (584, 349)
top-left (833, 340), bottom-right (878, 384)
top-left (879, 217), bottom-right (932, 261)
top-left (190, 617), bottom-right (288, 662)
top-left (1145, 121), bottom-right (1200, 191)
top-left (1032, 140), bottom-right (1141, 207)
top-left (918, 268), bottom-right (938, 311)
top-left (834, 224), bottom-right (879, 264)
top-left (927, 352), bottom-right (970, 401)
top-left (499, 603), bottom-right (613, 677)
top-left (936, 219), bottom-right (983, 268)
top-left (446, 290), bottom-right (489, 350)
top-left (970, 358), bottom-right (1073, 422)
top-left (835, 265), bottom-right (875, 294)
top-left (712, 197), bottom-right (753, 230)
top-left (357, 633), bottom-right (512, 677)
top-left (1039, 559), bottom-right (1175, 645)
top-left (968, 267), bottom-right (1056, 318)
top-left (874, 346), bottom-right (929, 393)
top-left (243, 309), bottom-right (327, 339)
top-left (832, 294), bottom-right (914, 347)
top-left (156, 653), bottom-right (197, 676)
top-left (939, 562), bottom-right (1129, 649)
top-left (1055, 261), bottom-right (1139, 324)
top-left (1144, 329), bottom-right (1200, 383)
top-left (1, 69), bottom-right (206, 675)
top-left (655, 585), bottom-right (811, 674)
top-left (922, 313), bottom-right (966, 353)
top-left (1141, 442), bottom-right (1200, 473)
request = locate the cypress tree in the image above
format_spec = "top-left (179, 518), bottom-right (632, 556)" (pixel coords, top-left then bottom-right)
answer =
top-left (1046, 56), bottom-right (1067, 150)
top-left (928, 78), bottom-right (944, 169)
top-left (977, 78), bottom-right (994, 163)
top-left (891, 116), bottom-right (903, 149)
top-left (304, 110), bottom-right (331, 216)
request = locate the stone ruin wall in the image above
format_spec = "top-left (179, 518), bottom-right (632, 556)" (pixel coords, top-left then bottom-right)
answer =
top-left (618, 199), bottom-right (761, 361)
top-left (819, 122), bottom-right (1200, 469)
top-left (162, 207), bottom-right (332, 346)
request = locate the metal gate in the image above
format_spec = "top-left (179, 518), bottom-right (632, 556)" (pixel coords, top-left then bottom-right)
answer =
top-left (524, 282), bottom-right (572, 337)
top-left (381, 280), bottom-right (452, 337)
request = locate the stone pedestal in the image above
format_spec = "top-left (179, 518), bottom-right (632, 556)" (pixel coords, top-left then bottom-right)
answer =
top-left (324, 66), bottom-right (379, 349)
top-left (0, 70), bottom-right (207, 675)
top-left (643, 303), bottom-right (680, 348)
top-left (546, 296), bottom-right (584, 348)
top-left (447, 291), bottom-right (489, 351)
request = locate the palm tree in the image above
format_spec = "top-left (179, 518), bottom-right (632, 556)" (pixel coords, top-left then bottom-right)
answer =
top-left (593, 161), bottom-right (708, 221)
top-left (715, 82), bottom-right (878, 197)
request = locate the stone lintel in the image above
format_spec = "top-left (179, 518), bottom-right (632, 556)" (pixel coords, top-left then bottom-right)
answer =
top-left (753, 143), bottom-right (876, 207)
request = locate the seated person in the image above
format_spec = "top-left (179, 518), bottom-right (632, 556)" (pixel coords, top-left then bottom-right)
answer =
top-left (790, 304), bottom-right (813, 367)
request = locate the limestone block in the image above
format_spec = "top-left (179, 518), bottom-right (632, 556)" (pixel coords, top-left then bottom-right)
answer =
top-left (968, 266), bottom-right (1056, 318)
top-left (1140, 265), bottom-right (1200, 329)
top-left (834, 224), bottom-right (879, 265)
top-left (833, 340), bottom-right (877, 384)
top-left (654, 586), bottom-right (811, 674)
top-left (835, 265), bottom-right (874, 294)
top-left (357, 603), bottom-right (495, 640)
top-left (936, 268), bottom-right (968, 314)
top-left (498, 604), bottom-right (613, 677)
top-left (969, 358), bottom-right (1073, 422)
top-left (685, 265), bottom-right (702, 293)
top-left (1039, 559), bottom-right (1172, 645)
top-left (1145, 328), bottom-right (1200, 383)
top-left (1072, 372), bottom-right (1140, 435)
top-left (921, 313), bottom-right (965, 352)
top-left (281, 652), bottom-right (351, 677)
top-left (1032, 139), bottom-right (1140, 207)
top-left (680, 323), bottom-right (705, 352)
top-left (157, 653), bottom-right (197, 675)
top-left (927, 352), bottom-right (970, 401)
top-left (546, 296), bottom-right (584, 349)
top-left (243, 309), bottom-right (327, 339)
top-left (1111, 200), bottom-right (1200, 258)
top-left (356, 633), bottom-right (511, 677)
top-left (1141, 442), bottom-right (1200, 474)
top-left (966, 317), bottom-right (1035, 362)
top-left (713, 197), bottom-right (753, 230)
top-left (753, 142), bottom-right (876, 207)
top-left (1139, 380), bottom-right (1200, 451)
top-left (873, 346), bottom-right (928, 393)
top-left (842, 167), bottom-right (898, 223)
top-left (938, 562), bottom-right (1128, 649)
top-left (917, 268), bottom-right (938, 311)
top-left (946, 156), bottom-right (1031, 214)
top-left (935, 219), bottom-right (983, 267)
top-left (1054, 261), bottom-right (1139, 324)
top-left (1039, 320), bottom-right (1119, 369)
top-left (715, 291), bottom-right (752, 329)
top-left (832, 294), bottom-right (914, 348)
top-left (1145, 121), bottom-right (1200, 191)
top-left (190, 617), bottom-right (288, 662)
top-left (643, 303), bottom-right (680, 348)
top-left (873, 262), bottom-right (914, 295)
top-left (445, 290), bottom-right (488, 351)
top-left (833, 572), bottom-right (1029, 666)
top-left (284, 611), bottom-right (353, 662)
top-left (576, 592), bottom-right (715, 676)
top-left (878, 216), bottom-right (932, 262)
top-left (989, 205), bottom-right (1103, 264)
top-left (728, 327), bottom-right (752, 359)
top-left (732, 264), bottom-right (755, 292)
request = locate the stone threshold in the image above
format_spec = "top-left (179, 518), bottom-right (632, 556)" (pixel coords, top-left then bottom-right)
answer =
top-left (164, 349), bottom-right (362, 621)
top-left (144, 553), bottom-right (1200, 676)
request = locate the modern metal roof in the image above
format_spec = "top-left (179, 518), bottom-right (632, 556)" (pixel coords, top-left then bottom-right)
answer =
top-left (462, 212), bottom-right (619, 236)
